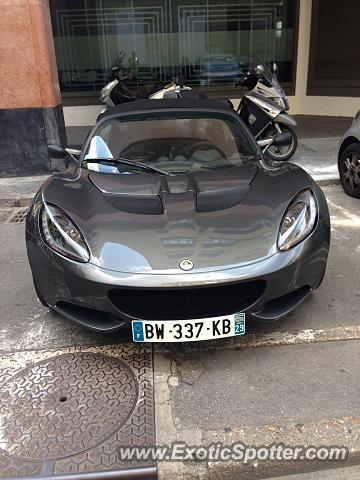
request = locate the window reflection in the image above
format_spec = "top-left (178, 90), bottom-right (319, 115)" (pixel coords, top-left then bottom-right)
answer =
top-left (49, 0), bottom-right (297, 94)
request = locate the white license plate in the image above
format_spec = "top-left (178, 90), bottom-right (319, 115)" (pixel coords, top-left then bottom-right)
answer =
top-left (132, 313), bottom-right (245, 343)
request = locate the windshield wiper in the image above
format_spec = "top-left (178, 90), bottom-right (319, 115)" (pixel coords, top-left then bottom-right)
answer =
top-left (86, 157), bottom-right (174, 176)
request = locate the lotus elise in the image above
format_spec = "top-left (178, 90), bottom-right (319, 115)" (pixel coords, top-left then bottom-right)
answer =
top-left (26, 98), bottom-right (330, 342)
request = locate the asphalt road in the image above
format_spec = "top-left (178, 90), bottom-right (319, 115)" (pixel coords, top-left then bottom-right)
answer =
top-left (152, 185), bottom-right (360, 479)
top-left (0, 184), bottom-right (359, 479)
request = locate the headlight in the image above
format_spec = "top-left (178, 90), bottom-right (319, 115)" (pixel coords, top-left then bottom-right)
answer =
top-left (272, 97), bottom-right (287, 109)
top-left (278, 189), bottom-right (317, 251)
top-left (40, 203), bottom-right (90, 262)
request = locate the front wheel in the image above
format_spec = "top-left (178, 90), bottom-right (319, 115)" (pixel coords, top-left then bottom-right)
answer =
top-left (263, 124), bottom-right (298, 161)
top-left (339, 143), bottom-right (360, 198)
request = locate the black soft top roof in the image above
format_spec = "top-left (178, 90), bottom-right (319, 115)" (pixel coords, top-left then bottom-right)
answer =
top-left (99, 98), bottom-right (234, 119)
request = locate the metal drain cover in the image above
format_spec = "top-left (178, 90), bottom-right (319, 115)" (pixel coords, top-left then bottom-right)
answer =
top-left (0, 347), bottom-right (155, 477)
top-left (0, 353), bottom-right (138, 461)
top-left (6, 207), bottom-right (27, 224)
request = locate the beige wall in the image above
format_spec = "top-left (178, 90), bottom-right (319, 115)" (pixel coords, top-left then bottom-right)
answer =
top-left (63, 0), bottom-right (359, 126)
top-left (64, 105), bottom-right (102, 126)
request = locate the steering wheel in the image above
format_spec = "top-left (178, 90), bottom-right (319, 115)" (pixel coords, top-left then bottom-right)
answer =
top-left (178, 140), bottom-right (226, 160)
top-left (121, 150), bottom-right (159, 162)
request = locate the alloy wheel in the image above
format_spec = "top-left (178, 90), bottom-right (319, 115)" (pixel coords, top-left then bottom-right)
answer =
top-left (342, 153), bottom-right (360, 191)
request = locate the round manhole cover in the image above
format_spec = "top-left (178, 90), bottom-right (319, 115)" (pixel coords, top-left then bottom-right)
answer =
top-left (0, 353), bottom-right (138, 461)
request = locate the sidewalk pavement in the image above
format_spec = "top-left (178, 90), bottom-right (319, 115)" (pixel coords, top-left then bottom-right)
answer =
top-left (0, 137), bottom-right (341, 206)
top-left (0, 175), bottom-right (48, 207)
top-left (291, 137), bottom-right (340, 183)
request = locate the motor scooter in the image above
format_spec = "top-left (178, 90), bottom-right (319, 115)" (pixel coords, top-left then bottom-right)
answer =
top-left (98, 67), bottom-right (191, 120)
top-left (235, 56), bottom-right (298, 160)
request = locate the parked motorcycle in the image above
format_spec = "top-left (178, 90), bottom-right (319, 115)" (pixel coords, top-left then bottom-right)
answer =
top-left (99, 67), bottom-right (191, 118)
top-left (98, 59), bottom-right (295, 158)
top-left (235, 56), bottom-right (298, 161)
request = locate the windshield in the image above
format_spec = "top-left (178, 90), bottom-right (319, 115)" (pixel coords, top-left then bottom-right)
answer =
top-left (82, 113), bottom-right (258, 176)
top-left (251, 55), bottom-right (282, 91)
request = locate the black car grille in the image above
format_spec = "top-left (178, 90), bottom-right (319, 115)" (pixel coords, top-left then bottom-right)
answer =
top-left (108, 280), bottom-right (266, 320)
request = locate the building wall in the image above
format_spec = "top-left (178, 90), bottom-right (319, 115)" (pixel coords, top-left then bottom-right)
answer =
top-left (287, 0), bottom-right (359, 118)
top-left (0, 0), bottom-right (66, 175)
top-left (62, 0), bottom-right (358, 127)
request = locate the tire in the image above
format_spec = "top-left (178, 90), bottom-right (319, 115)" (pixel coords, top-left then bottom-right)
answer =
top-left (339, 143), bottom-right (360, 198)
top-left (264, 124), bottom-right (298, 161)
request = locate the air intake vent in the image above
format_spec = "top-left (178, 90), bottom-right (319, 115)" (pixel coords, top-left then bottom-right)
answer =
top-left (109, 280), bottom-right (266, 320)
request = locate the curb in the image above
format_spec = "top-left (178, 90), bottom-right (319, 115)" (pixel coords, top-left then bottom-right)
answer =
top-left (205, 453), bottom-right (360, 480)
top-left (315, 178), bottom-right (340, 186)
top-left (0, 195), bottom-right (33, 208)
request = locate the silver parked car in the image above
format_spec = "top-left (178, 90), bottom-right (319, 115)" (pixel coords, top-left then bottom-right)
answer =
top-left (338, 111), bottom-right (360, 198)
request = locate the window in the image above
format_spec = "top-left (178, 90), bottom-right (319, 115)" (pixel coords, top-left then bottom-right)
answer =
top-left (50, 0), bottom-right (298, 101)
top-left (82, 113), bottom-right (258, 175)
top-left (308, 0), bottom-right (360, 96)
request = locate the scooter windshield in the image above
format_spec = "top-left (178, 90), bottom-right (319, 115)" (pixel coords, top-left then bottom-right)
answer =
top-left (251, 56), bottom-right (282, 92)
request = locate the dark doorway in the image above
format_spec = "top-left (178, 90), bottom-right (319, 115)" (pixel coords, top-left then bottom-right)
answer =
top-left (308, 0), bottom-right (360, 97)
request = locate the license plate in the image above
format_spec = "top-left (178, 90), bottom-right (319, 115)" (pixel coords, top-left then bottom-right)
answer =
top-left (132, 313), bottom-right (245, 343)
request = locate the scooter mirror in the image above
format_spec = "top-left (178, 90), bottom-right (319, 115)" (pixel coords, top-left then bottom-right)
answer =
top-left (175, 75), bottom-right (185, 88)
top-left (255, 65), bottom-right (265, 76)
top-left (272, 131), bottom-right (293, 149)
top-left (273, 62), bottom-right (278, 73)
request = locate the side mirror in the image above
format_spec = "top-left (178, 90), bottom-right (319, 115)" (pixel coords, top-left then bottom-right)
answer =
top-left (255, 64), bottom-right (265, 76)
top-left (65, 147), bottom-right (82, 158)
top-left (47, 145), bottom-right (81, 162)
top-left (47, 144), bottom-right (66, 159)
top-left (175, 74), bottom-right (185, 88)
top-left (272, 131), bottom-right (293, 148)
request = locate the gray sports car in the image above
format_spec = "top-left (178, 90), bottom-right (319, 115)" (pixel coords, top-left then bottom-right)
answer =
top-left (26, 98), bottom-right (330, 343)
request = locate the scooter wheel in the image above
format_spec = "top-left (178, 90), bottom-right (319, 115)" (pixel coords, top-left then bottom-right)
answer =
top-left (265, 125), bottom-right (298, 161)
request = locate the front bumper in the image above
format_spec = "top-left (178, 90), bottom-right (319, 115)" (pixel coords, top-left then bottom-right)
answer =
top-left (26, 218), bottom-right (329, 332)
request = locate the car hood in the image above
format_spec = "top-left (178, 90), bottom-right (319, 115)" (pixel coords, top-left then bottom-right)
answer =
top-left (42, 164), bottom-right (312, 274)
